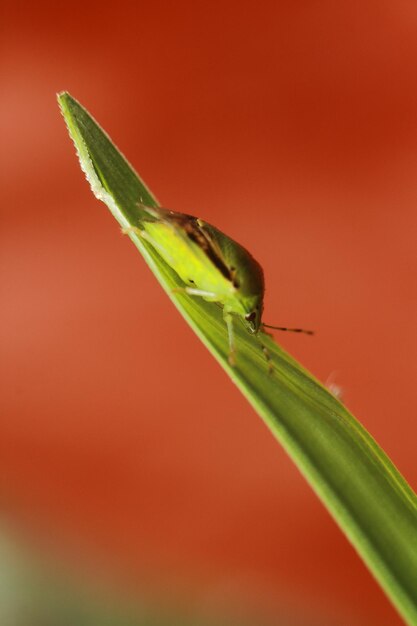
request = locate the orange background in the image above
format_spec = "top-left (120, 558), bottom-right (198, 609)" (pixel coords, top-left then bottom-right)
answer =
top-left (2, 1), bottom-right (417, 624)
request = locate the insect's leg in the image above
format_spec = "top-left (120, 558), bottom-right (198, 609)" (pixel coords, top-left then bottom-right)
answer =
top-left (185, 288), bottom-right (218, 298)
top-left (223, 311), bottom-right (236, 366)
top-left (172, 287), bottom-right (218, 299)
top-left (136, 203), bottom-right (163, 221)
top-left (256, 334), bottom-right (274, 375)
top-left (122, 225), bottom-right (142, 236)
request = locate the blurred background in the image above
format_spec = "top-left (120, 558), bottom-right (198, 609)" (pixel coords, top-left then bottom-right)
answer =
top-left (2, 1), bottom-right (417, 624)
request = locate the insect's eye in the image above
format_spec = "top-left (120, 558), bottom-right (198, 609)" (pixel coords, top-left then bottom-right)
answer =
top-left (245, 311), bottom-right (257, 323)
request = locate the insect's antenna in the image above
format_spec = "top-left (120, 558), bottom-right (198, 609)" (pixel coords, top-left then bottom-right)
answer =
top-left (262, 324), bottom-right (314, 336)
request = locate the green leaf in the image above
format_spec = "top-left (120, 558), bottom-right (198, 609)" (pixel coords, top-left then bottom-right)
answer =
top-left (58, 92), bottom-right (417, 625)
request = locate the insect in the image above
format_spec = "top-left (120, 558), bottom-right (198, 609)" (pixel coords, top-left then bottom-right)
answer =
top-left (126, 204), bottom-right (313, 370)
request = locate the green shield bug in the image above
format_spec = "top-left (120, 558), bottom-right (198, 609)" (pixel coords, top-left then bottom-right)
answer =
top-left (127, 204), bottom-right (313, 370)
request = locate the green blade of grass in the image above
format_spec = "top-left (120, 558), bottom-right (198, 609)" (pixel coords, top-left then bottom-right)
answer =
top-left (58, 92), bottom-right (417, 625)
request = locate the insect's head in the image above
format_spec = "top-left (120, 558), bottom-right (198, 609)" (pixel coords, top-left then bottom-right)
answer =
top-left (243, 302), bottom-right (263, 334)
